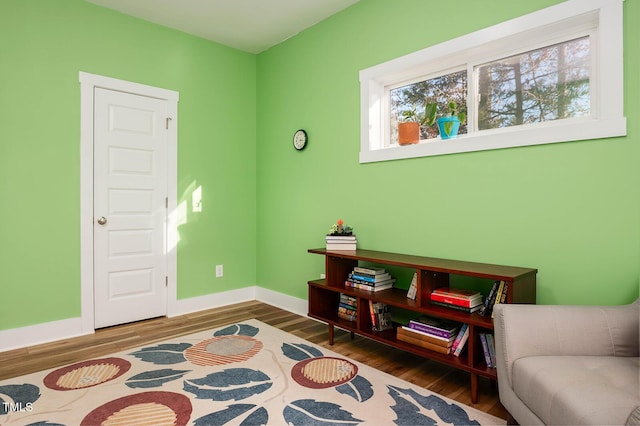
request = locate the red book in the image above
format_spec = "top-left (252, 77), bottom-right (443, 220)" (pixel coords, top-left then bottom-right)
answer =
top-left (432, 287), bottom-right (482, 300)
top-left (430, 292), bottom-right (482, 308)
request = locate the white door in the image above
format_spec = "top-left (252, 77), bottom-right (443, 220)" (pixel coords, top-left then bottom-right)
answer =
top-left (93, 88), bottom-right (168, 328)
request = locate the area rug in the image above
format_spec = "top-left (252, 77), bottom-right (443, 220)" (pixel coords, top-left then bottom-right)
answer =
top-left (0, 319), bottom-right (504, 425)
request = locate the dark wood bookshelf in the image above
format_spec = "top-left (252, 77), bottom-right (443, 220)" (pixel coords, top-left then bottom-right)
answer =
top-left (308, 248), bottom-right (537, 403)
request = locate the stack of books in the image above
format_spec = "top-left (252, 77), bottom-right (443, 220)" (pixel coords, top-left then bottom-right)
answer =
top-left (345, 266), bottom-right (395, 291)
top-left (338, 293), bottom-right (357, 322)
top-left (369, 300), bottom-right (393, 331)
top-left (396, 315), bottom-right (461, 355)
top-left (479, 332), bottom-right (497, 368)
top-left (326, 234), bottom-right (357, 251)
top-left (430, 287), bottom-right (483, 313)
top-left (478, 280), bottom-right (508, 317)
top-left (451, 323), bottom-right (470, 357)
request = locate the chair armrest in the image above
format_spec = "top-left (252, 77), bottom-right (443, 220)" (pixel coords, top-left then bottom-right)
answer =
top-left (493, 300), bottom-right (639, 387)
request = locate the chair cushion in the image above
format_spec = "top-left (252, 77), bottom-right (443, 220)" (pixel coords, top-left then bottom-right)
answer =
top-left (512, 356), bottom-right (639, 425)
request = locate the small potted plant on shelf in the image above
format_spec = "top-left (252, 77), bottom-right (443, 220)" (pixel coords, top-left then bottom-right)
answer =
top-left (326, 219), bottom-right (356, 251)
top-left (397, 104), bottom-right (437, 145)
top-left (328, 219), bottom-right (353, 236)
top-left (398, 108), bottom-right (420, 146)
top-left (427, 101), bottom-right (466, 140)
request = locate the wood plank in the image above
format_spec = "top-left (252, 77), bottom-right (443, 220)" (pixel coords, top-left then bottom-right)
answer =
top-left (0, 301), bottom-right (507, 419)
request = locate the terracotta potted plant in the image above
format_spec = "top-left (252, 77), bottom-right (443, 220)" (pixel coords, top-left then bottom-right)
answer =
top-left (398, 104), bottom-right (437, 145)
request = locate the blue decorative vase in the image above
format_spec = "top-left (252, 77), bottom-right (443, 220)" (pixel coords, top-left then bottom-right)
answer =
top-left (437, 116), bottom-right (461, 140)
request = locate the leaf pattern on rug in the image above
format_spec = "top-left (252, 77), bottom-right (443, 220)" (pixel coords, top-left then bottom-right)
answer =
top-left (129, 343), bottom-right (192, 365)
top-left (125, 368), bottom-right (191, 388)
top-left (387, 385), bottom-right (481, 426)
top-left (283, 399), bottom-right (362, 425)
top-left (214, 323), bottom-right (260, 337)
top-left (193, 404), bottom-right (268, 426)
top-left (183, 367), bottom-right (273, 401)
top-left (335, 374), bottom-right (374, 402)
top-left (281, 342), bottom-right (324, 361)
top-left (0, 383), bottom-right (40, 415)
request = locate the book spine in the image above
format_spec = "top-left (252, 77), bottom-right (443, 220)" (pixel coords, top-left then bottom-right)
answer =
top-left (431, 292), bottom-right (482, 305)
top-left (491, 283), bottom-right (509, 318)
top-left (406, 272), bottom-right (418, 300)
top-left (432, 288), bottom-right (482, 300)
top-left (397, 333), bottom-right (451, 354)
top-left (326, 243), bottom-right (356, 250)
top-left (348, 276), bottom-right (394, 285)
top-left (430, 301), bottom-right (480, 313)
top-left (430, 293), bottom-right (479, 308)
top-left (487, 281), bottom-right (505, 317)
top-left (399, 326), bottom-right (453, 341)
top-left (371, 302), bottom-right (392, 331)
top-left (340, 294), bottom-right (357, 303)
top-left (346, 280), bottom-right (375, 290)
top-left (478, 281), bottom-right (499, 316)
top-left (338, 307), bottom-right (356, 315)
top-left (353, 266), bottom-right (385, 275)
top-left (494, 281), bottom-right (505, 305)
top-left (350, 273), bottom-right (375, 283)
top-left (337, 308), bottom-right (356, 321)
top-left (339, 302), bottom-right (357, 311)
top-left (398, 327), bottom-right (452, 347)
top-left (408, 322), bottom-right (455, 339)
top-left (451, 323), bottom-right (468, 352)
top-left (499, 283), bottom-right (508, 304)
top-left (453, 326), bottom-right (469, 356)
top-left (479, 333), bottom-right (492, 367)
top-left (346, 279), bottom-right (394, 291)
top-left (486, 334), bottom-right (497, 368)
top-left (368, 300), bottom-right (377, 329)
top-left (350, 273), bottom-right (390, 283)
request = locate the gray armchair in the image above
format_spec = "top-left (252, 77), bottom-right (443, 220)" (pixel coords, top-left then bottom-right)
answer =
top-left (493, 299), bottom-right (639, 425)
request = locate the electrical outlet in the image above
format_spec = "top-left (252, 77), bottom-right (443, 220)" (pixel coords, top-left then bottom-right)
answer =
top-left (216, 264), bottom-right (223, 278)
top-left (320, 273), bottom-right (326, 279)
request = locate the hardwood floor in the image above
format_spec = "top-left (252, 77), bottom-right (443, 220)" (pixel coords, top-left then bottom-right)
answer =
top-left (0, 301), bottom-right (508, 420)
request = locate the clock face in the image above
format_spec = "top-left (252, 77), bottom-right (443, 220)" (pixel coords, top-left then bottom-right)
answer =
top-left (293, 129), bottom-right (307, 150)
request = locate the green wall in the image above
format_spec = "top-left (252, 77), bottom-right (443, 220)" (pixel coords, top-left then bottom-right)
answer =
top-left (0, 0), bottom-right (257, 330)
top-left (256, 0), bottom-right (640, 305)
top-left (1, 0), bottom-right (638, 332)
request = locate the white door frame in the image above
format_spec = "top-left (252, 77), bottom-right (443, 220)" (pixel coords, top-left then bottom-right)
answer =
top-left (79, 71), bottom-right (179, 333)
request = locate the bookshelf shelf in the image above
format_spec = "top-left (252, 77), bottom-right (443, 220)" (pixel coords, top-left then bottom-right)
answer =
top-left (307, 247), bottom-right (536, 403)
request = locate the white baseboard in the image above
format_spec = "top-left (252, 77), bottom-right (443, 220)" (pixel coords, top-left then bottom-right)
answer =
top-left (255, 286), bottom-right (307, 317)
top-left (0, 287), bottom-right (308, 352)
top-left (168, 286), bottom-right (257, 317)
top-left (0, 317), bottom-right (93, 353)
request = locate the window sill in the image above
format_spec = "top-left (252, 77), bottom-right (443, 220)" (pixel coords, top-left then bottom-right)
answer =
top-left (359, 117), bottom-right (627, 163)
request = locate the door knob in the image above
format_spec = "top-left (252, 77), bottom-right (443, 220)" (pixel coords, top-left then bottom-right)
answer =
top-left (97, 216), bottom-right (107, 225)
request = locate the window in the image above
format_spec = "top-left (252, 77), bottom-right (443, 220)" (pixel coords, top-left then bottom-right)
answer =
top-left (477, 37), bottom-right (590, 130)
top-left (360, 0), bottom-right (625, 163)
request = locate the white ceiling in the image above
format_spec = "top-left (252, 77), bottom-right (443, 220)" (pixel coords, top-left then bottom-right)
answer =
top-left (86, 0), bottom-right (360, 54)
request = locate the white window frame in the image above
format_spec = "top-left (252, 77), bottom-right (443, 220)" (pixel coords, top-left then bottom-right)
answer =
top-left (359, 0), bottom-right (626, 163)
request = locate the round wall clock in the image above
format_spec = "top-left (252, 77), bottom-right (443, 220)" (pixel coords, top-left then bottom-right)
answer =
top-left (293, 129), bottom-right (308, 151)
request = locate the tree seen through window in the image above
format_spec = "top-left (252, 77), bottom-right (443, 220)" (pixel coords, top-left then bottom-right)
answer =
top-left (478, 36), bottom-right (590, 129)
